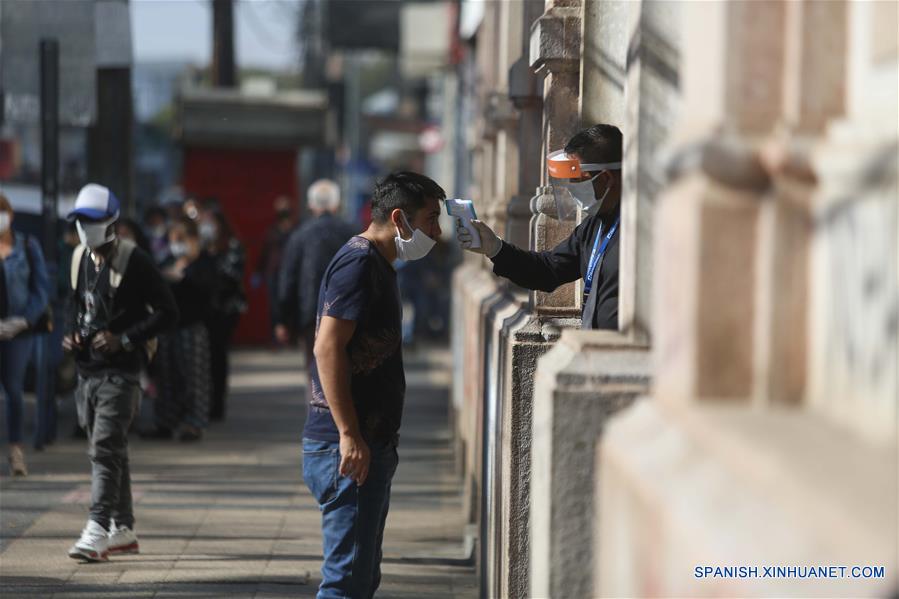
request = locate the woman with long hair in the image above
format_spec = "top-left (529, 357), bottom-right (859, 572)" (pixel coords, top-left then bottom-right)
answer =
top-left (199, 208), bottom-right (246, 422)
top-left (0, 194), bottom-right (50, 475)
top-left (150, 217), bottom-right (216, 441)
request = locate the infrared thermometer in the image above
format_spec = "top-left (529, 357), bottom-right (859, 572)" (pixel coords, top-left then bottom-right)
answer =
top-left (446, 198), bottom-right (481, 249)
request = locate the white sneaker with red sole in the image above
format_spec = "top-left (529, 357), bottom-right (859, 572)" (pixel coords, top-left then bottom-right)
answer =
top-left (107, 521), bottom-right (140, 555)
top-left (67, 520), bottom-right (109, 562)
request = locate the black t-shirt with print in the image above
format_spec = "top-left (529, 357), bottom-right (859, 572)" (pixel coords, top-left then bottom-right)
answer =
top-left (303, 236), bottom-right (405, 446)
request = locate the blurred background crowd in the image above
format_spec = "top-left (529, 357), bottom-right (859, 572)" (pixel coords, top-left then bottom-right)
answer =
top-left (0, 0), bottom-right (461, 463)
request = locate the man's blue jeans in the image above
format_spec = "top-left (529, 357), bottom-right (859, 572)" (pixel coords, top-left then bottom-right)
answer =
top-left (303, 438), bottom-right (398, 599)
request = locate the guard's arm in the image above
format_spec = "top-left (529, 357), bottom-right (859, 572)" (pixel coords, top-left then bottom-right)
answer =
top-left (490, 228), bottom-right (583, 292)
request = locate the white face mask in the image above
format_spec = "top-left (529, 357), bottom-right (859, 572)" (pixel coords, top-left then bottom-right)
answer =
top-left (394, 212), bottom-right (436, 262)
top-left (169, 241), bottom-right (189, 258)
top-left (566, 173), bottom-right (601, 207)
top-left (199, 222), bottom-right (217, 243)
top-left (76, 218), bottom-right (116, 249)
top-left (0, 211), bottom-right (10, 234)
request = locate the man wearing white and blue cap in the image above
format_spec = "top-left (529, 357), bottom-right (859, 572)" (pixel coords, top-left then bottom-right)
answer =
top-left (64, 183), bottom-right (179, 562)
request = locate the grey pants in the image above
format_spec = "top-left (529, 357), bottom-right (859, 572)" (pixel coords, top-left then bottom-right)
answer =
top-left (75, 373), bottom-right (140, 531)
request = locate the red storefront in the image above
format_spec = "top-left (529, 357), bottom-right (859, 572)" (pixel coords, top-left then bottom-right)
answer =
top-left (177, 88), bottom-right (328, 345)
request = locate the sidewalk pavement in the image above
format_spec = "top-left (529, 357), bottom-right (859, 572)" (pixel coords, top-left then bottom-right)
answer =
top-left (0, 346), bottom-right (475, 598)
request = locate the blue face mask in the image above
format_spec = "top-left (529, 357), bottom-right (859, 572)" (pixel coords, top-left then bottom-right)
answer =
top-left (394, 212), bottom-right (436, 261)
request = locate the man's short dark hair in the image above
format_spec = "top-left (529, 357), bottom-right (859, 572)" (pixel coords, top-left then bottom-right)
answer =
top-left (564, 124), bottom-right (623, 166)
top-left (370, 171), bottom-right (446, 223)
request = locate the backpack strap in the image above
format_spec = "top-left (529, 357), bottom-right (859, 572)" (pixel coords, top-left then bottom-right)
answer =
top-left (70, 239), bottom-right (136, 291)
top-left (71, 245), bottom-right (87, 290)
top-left (109, 238), bottom-right (136, 290)
top-left (106, 239), bottom-right (159, 362)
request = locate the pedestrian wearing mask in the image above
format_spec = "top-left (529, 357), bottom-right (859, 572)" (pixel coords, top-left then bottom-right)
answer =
top-left (254, 196), bottom-right (295, 341)
top-left (456, 124), bottom-right (623, 330)
top-left (0, 194), bottom-right (51, 476)
top-left (64, 184), bottom-right (178, 562)
top-left (199, 208), bottom-right (246, 422)
top-left (304, 171), bottom-right (445, 598)
top-left (275, 179), bottom-right (357, 400)
top-left (143, 206), bottom-right (170, 266)
top-left (148, 217), bottom-right (216, 442)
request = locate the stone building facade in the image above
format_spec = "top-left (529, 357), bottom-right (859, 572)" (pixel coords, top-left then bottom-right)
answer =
top-left (450, 1), bottom-right (897, 597)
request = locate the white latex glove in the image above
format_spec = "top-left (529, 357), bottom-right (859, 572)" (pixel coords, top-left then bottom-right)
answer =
top-left (0, 317), bottom-right (28, 341)
top-left (456, 218), bottom-right (502, 258)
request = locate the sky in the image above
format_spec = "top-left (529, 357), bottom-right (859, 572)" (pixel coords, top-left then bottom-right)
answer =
top-left (131, 0), bottom-right (301, 71)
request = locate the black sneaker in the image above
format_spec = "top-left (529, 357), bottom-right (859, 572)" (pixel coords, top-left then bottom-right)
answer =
top-left (139, 427), bottom-right (173, 440)
top-left (179, 428), bottom-right (203, 442)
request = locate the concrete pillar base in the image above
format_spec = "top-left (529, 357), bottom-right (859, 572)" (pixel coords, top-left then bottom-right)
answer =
top-left (597, 398), bottom-right (898, 597)
top-left (529, 330), bottom-right (651, 598)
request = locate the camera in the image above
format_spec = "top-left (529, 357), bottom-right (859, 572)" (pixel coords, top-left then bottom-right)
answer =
top-left (78, 323), bottom-right (99, 346)
top-left (75, 318), bottom-right (103, 358)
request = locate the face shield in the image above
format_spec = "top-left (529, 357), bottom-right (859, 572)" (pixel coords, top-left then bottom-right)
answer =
top-left (547, 150), bottom-right (621, 221)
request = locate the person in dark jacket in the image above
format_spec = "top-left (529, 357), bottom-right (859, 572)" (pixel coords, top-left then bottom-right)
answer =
top-left (456, 124), bottom-right (623, 330)
top-left (275, 179), bottom-right (356, 393)
top-left (200, 207), bottom-right (246, 421)
top-left (253, 196), bottom-right (295, 338)
top-left (150, 217), bottom-right (217, 442)
top-left (63, 183), bottom-right (178, 562)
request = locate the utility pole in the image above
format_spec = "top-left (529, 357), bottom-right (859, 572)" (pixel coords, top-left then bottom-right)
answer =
top-left (88, 0), bottom-right (135, 216)
top-left (212, 0), bottom-right (237, 87)
top-left (91, 67), bottom-right (134, 216)
top-left (37, 38), bottom-right (59, 449)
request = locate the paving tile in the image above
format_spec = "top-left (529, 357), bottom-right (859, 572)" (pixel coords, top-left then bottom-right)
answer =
top-left (0, 349), bottom-right (475, 597)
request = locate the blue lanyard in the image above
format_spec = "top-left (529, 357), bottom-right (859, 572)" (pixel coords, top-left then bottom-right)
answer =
top-left (584, 216), bottom-right (619, 298)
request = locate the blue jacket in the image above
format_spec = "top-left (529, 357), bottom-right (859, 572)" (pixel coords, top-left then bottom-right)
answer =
top-left (2, 233), bottom-right (50, 326)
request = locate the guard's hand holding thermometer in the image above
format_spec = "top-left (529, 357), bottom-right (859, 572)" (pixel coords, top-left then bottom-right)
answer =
top-left (448, 199), bottom-right (502, 258)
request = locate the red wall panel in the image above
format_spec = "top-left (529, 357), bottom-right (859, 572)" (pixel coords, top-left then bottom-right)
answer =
top-left (182, 146), bottom-right (298, 345)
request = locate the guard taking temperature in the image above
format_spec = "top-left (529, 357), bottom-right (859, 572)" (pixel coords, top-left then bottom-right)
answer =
top-left (456, 124), bottom-right (623, 330)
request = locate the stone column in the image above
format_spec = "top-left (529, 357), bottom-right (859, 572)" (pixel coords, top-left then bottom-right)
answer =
top-left (530, 330), bottom-right (650, 599)
top-left (652, 0), bottom-right (787, 405)
top-left (805, 0), bottom-right (898, 441)
top-left (529, 2), bottom-right (583, 316)
top-left (474, 6), bottom-right (587, 597)
top-left (617, 0), bottom-right (680, 342)
top-left (507, 0), bottom-right (546, 250)
top-left (528, 2), bottom-right (668, 596)
top-left (595, 1), bottom-right (898, 596)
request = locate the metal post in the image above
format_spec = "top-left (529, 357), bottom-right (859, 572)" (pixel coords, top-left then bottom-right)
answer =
top-left (37, 38), bottom-right (60, 449)
top-left (40, 39), bottom-right (59, 264)
top-left (212, 0), bottom-right (237, 88)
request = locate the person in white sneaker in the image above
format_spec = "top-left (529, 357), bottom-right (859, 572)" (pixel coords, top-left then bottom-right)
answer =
top-left (64, 184), bottom-right (178, 562)
top-left (107, 519), bottom-right (140, 554)
top-left (68, 520), bottom-right (110, 562)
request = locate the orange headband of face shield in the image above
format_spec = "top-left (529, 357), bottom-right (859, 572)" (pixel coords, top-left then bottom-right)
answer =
top-left (546, 150), bottom-right (621, 179)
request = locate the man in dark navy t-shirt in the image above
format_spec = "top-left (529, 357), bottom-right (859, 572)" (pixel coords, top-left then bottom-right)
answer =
top-left (302, 172), bottom-right (445, 599)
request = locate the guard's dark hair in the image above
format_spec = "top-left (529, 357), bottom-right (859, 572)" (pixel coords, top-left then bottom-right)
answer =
top-left (564, 124), bottom-right (623, 167)
top-left (370, 171), bottom-right (446, 223)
